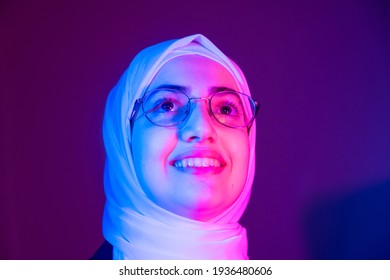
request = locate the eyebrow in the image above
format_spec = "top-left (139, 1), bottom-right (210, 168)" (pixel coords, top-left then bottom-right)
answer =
top-left (210, 86), bottom-right (238, 93)
top-left (153, 84), bottom-right (189, 93)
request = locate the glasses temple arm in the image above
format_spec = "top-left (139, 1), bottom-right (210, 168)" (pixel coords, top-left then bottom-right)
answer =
top-left (130, 99), bottom-right (142, 130)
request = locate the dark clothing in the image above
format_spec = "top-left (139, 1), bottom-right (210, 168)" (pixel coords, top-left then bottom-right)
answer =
top-left (90, 240), bottom-right (113, 260)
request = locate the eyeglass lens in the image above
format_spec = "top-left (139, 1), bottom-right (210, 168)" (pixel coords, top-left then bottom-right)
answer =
top-left (142, 89), bottom-right (256, 127)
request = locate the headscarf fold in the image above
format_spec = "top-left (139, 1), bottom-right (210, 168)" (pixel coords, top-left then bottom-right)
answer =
top-left (102, 34), bottom-right (256, 259)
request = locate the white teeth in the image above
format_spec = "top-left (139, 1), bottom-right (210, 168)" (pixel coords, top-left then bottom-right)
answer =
top-left (194, 158), bottom-right (201, 167)
top-left (174, 157), bottom-right (222, 168)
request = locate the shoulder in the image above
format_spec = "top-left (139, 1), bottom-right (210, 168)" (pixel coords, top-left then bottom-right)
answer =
top-left (90, 240), bottom-right (113, 260)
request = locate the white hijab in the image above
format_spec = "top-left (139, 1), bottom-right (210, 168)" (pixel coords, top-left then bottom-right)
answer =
top-left (102, 34), bottom-right (256, 259)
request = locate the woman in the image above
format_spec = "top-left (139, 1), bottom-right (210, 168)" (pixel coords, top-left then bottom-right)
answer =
top-left (93, 34), bottom-right (259, 259)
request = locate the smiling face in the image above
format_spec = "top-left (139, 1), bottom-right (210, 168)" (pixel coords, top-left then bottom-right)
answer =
top-left (131, 55), bottom-right (250, 221)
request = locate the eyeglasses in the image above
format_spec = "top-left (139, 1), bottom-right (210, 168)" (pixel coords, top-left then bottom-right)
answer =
top-left (130, 88), bottom-right (260, 129)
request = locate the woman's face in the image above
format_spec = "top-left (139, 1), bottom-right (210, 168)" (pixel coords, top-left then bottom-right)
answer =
top-left (132, 55), bottom-right (250, 221)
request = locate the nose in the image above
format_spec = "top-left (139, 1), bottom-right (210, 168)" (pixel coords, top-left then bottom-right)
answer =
top-left (179, 99), bottom-right (217, 143)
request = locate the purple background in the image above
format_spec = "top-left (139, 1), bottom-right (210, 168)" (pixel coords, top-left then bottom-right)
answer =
top-left (1, 0), bottom-right (389, 259)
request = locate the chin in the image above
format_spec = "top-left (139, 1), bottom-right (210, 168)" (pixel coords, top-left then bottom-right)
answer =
top-left (174, 198), bottom-right (231, 221)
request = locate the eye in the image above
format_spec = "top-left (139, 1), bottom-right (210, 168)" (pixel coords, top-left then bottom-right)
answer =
top-left (211, 92), bottom-right (244, 117)
top-left (143, 89), bottom-right (188, 115)
top-left (160, 100), bottom-right (175, 112)
top-left (219, 104), bottom-right (233, 115)
top-left (214, 101), bottom-right (240, 116)
top-left (154, 98), bottom-right (184, 113)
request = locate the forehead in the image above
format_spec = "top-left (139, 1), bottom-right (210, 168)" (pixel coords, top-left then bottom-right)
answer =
top-left (147, 55), bottom-right (238, 92)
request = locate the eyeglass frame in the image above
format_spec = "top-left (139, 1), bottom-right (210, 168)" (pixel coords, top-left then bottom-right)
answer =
top-left (129, 88), bottom-right (260, 130)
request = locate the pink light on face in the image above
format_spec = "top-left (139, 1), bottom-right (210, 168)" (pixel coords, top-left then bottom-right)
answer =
top-left (132, 55), bottom-right (250, 222)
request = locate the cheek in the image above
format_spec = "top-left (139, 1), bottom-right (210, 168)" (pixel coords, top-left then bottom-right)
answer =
top-left (132, 124), bottom-right (178, 196)
top-left (133, 122), bottom-right (176, 164)
top-left (148, 132), bottom-right (177, 168)
top-left (227, 130), bottom-right (250, 189)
